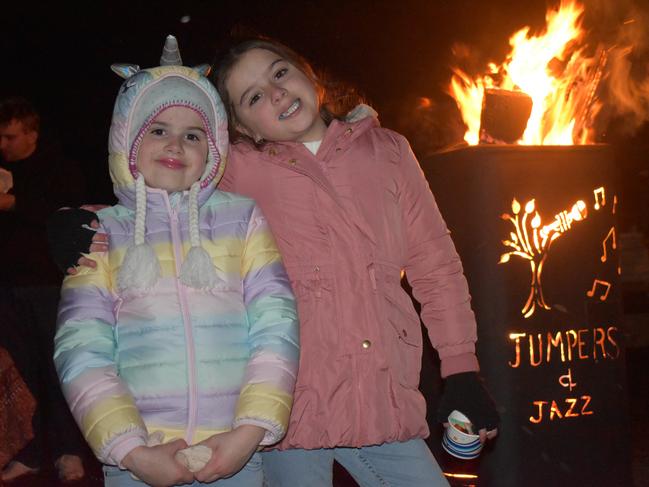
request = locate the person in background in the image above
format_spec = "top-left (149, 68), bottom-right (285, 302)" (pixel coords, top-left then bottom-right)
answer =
top-left (0, 96), bottom-right (88, 482)
top-left (53, 37), bottom-right (299, 487)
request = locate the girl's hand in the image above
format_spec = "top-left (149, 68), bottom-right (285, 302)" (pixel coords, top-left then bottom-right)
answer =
top-left (121, 439), bottom-right (193, 487)
top-left (66, 224), bottom-right (108, 275)
top-left (80, 203), bottom-right (109, 213)
top-left (47, 207), bottom-right (107, 274)
top-left (194, 425), bottom-right (266, 483)
top-left (437, 372), bottom-right (500, 444)
top-left (441, 421), bottom-right (499, 444)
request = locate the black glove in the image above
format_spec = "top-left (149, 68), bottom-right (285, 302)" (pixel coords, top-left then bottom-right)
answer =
top-left (437, 371), bottom-right (500, 432)
top-left (46, 208), bottom-right (98, 272)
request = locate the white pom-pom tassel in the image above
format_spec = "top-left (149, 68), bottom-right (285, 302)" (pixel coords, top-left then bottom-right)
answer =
top-left (179, 182), bottom-right (218, 289)
top-left (118, 243), bottom-right (161, 292)
top-left (180, 246), bottom-right (218, 289)
top-left (117, 173), bottom-right (161, 292)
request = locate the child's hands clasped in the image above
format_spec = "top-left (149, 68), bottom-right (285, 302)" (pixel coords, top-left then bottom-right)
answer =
top-left (119, 425), bottom-right (264, 486)
top-left (121, 439), bottom-right (194, 487)
top-left (194, 425), bottom-right (266, 483)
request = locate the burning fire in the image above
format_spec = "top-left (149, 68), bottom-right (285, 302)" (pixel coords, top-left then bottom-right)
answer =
top-left (450, 0), bottom-right (607, 145)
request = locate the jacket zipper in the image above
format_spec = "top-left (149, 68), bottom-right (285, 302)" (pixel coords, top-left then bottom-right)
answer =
top-left (167, 197), bottom-right (198, 444)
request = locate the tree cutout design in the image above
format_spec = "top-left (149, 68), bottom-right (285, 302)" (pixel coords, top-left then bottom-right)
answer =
top-left (499, 198), bottom-right (587, 318)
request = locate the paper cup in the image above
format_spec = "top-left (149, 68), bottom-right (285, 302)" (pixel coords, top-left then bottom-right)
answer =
top-left (442, 410), bottom-right (483, 459)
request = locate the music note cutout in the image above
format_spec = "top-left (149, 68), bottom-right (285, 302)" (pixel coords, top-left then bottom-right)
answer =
top-left (601, 227), bottom-right (617, 262)
top-left (593, 187), bottom-right (605, 210)
top-left (586, 279), bottom-right (611, 301)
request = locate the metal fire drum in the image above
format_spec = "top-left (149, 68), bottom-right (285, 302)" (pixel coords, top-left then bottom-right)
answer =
top-left (421, 145), bottom-right (631, 487)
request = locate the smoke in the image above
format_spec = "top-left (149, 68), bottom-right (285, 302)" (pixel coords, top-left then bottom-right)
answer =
top-left (384, 94), bottom-right (467, 156)
top-left (604, 46), bottom-right (649, 136)
top-left (584, 0), bottom-right (649, 136)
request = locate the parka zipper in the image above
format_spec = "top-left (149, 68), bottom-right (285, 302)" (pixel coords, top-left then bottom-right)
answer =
top-left (314, 265), bottom-right (322, 298)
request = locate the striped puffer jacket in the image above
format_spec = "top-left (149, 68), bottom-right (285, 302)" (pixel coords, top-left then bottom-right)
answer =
top-left (54, 64), bottom-right (299, 466)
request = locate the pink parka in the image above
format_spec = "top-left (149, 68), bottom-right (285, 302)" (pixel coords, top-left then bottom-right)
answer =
top-left (219, 116), bottom-right (479, 450)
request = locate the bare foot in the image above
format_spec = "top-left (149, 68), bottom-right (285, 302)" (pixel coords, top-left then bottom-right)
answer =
top-left (55, 454), bottom-right (85, 481)
top-left (0, 461), bottom-right (39, 482)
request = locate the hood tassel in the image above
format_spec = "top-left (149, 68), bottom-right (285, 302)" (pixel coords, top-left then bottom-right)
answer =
top-left (117, 174), bottom-right (161, 292)
top-left (179, 182), bottom-right (218, 289)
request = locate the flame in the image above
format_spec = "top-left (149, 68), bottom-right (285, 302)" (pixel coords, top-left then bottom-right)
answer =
top-left (450, 0), bottom-right (606, 145)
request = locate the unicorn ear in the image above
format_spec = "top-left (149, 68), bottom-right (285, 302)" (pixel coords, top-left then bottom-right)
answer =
top-left (193, 64), bottom-right (212, 77)
top-left (160, 35), bottom-right (182, 66)
top-left (111, 63), bottom-right (141, 79)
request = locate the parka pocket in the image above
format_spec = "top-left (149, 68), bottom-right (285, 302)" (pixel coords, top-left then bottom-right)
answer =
top-left (383, 288), bottom-right (423, 389)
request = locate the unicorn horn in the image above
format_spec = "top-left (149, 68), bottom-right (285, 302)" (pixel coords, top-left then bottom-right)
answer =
top-left (160, 35), bottom-right (182, 66)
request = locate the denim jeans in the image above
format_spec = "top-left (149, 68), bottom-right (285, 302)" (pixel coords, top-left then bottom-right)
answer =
top-left (102, 452), bottom-right (263, 487)
top-left (261, 439), bottom-right (449, 487)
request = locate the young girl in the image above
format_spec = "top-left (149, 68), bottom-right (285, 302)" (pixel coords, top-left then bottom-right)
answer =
top-left (52, 37), bottom-right (498, 486)
top-left (53, 37), bottom-right (299, 487)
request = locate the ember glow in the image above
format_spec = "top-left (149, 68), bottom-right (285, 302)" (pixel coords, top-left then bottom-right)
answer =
top-left (450, 0), bottom-right (607, 145)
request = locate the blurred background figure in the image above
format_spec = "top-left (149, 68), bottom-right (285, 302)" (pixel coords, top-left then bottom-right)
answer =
top-left (0, 346), bottom-right (37, 475)
top-left (0, 96), bottom-right (89, 483)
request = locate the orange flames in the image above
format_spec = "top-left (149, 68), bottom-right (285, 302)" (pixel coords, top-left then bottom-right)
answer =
top-left (450, 0), bottom-right (607, 145)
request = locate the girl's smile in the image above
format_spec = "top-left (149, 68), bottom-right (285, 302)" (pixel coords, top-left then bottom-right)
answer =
top-left (157, 157), bottom-right (186, 169)
top-left (279, 99), bottom-right (301, 120)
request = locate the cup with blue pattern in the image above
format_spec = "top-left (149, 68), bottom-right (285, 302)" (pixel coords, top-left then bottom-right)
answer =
top-left (442, 410), bottom-right (483, 459)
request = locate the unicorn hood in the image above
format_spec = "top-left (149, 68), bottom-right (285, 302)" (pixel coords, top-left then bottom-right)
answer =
top-left (107, 35), bottom-right (229, 292)
top-left (108, 35), bottom-right (228, 203)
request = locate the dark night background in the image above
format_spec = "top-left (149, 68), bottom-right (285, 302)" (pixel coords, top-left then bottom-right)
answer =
top-left (2, 0), bottom-right (647, 214)
top-left (2, 0), bottom-right (648, 485)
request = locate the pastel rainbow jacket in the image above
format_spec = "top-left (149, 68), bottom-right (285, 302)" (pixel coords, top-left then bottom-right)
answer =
top-left (54, 66), bottom-right (299, 466)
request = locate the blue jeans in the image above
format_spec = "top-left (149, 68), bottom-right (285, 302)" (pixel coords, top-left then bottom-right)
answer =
top-left (102, 452), bottom-right (263, 487)
top-left (261, 439), bottom-right (449, 487)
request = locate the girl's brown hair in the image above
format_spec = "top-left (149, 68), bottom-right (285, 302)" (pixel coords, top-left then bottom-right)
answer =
top-left (212, 36), bottom-right (364, 146)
